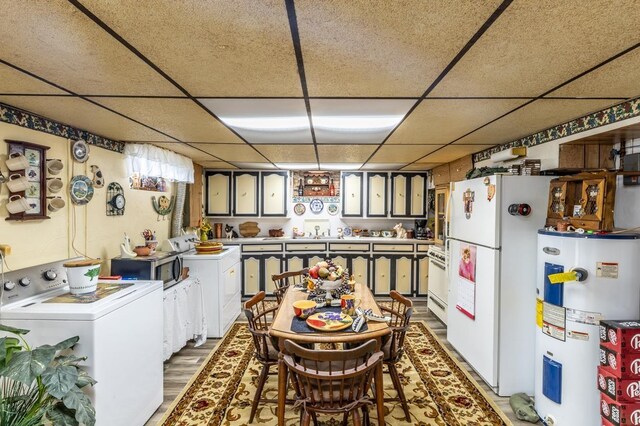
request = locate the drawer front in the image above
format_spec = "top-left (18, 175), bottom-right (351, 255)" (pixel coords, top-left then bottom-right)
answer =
top-left (223, 261), bottom-right (241, 303)
top-left (285, 243), bottom-right (327, 252)
top-left (328, 243), bottom-right (370, 252)
top-left (242, 243), bottom-right (283, 253)
top-left (221, 249), bottom-right (241, 271)
top-left (372, 243), bottom-right (414, 252)
top-left (428, 292), bottom-right (447, 325)
top-left (416, 244), bottom-right (431, 252)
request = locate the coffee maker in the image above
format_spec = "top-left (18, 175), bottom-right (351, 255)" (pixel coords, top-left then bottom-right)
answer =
top-left (415, 219), bottom-right (429, 240)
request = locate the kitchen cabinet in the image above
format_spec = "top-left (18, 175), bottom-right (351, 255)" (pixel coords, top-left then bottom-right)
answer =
top-left (558, 143), bottom-right (614, 170)
top-left (233, 172), bottom-right (259, 216)
top-left (187, 164), bottom-right (204, 226)
top-left (416, 255), bottom-right (429, 296)
top-left (371, 254), bottom-right (413, 296)
top-left (434, 185), bottom-right (449, 245)
top-left (330, 254), bottom-right (370, 289)
top-left (241, 254), bottom-right (284, 296)
top-left (390, 172), bottom-right (427, 218)
top-left (449, 155), bottom-right (472, 183)
top-left (341, 172), bottom-right (363, 217)
top-left (205, 171), bottom-right (232, 216)
top-left (432, 164), bottom-right (450, 187)
top-left (366, 172), bottom-right (387, 217)
top-left (260, 171), bottom-right (288, 217)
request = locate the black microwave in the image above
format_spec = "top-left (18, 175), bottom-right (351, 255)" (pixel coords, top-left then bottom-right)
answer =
top-left (111, 252), bottom-right (183, 289)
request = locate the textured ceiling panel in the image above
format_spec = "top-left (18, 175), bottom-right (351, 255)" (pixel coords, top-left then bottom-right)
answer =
top-left (368, 145), bottom-right (441, 163)
top-left (232, 162), bottom-right (277, 170)
top-left (199, 98), bottom-right (312, 144)
top-left (455, 99), bottom-right (622, 145)
top-left (361, 163), bottom-right (408, 170)
top-left (148, 142), bottom-right (219, 161)
top-left (0, 1), bottom-right (181, 96)
top-left (0, 64), bottom-right (67, 94)
top-left (80, 0), bottom-right (301, 97)
top-left (401, 163), bottom-right (442, 171)
top-left (255, 144), bottom-right (316, 162)
top-left (198, 161), bottom-right (237, 169)
top-left (296, 0), bottom-right (503, 97)
top-left (0, 96), bottom-right (170, 141)
top-left (317, 145), bottom-right (377, 163)
top-left (88, 98), bottom-right (242, 143)
top-left (310, 99), bottom-right (415, 144)
top-left (193, 144), bottom-right (267, 163)
top-left (549, 48), bottom-right (640, 99)
top-left (387, 99), bottom-right (526, 145)
top-left (430, 0), bottom-right (640, 97)
top-left (418, 145), bottom-right (493, 163)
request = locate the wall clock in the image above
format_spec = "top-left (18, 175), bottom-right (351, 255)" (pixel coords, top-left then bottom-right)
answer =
top-left (106, 182), bottom-right (125, 216)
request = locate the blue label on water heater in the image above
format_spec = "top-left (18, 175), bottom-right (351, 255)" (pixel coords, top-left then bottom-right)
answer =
top-left (543, 355), bottom-right (562, 404)
top-left (544, 262), bottom-right (565, 306)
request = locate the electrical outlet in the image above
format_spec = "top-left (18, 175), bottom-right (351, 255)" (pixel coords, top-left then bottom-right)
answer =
top-left (0, 244), bottom-right (11, 256)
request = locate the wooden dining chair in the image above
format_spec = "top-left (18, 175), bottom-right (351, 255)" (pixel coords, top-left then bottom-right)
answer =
top-left (378, 290), bottom-right (414, 422)
top-left (272, 268), bottom-right (308, 304)
top-left (283, 339), bottom-right (383, 426)
top-left (244, 291), bottom-right (281, 423)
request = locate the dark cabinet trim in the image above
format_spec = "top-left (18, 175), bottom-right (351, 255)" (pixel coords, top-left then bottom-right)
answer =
top-left (366, 172), bottom-right (388, 217)
top-left (204, 171), bottom-right (232, 217)
top-left (241, 253), bottom-right (284, 297)
top-left (390, 172), bottom-right (427, 218)
top-left (414, 255), bottom-right (429, 297)
top-left (341, 171), bottom-right (363, 217)
top-left (233, 171), bottom-right (260, 217)
top-left (372, 254), bottom-right (415, 297)
top-left (260, 171), bottom-right (288, 217)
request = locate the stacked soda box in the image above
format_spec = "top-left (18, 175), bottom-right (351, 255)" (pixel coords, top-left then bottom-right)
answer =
top-left (599, 320), bottom-right (640, 426)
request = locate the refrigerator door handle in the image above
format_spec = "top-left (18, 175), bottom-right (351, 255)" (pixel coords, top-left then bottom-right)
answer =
top-left (444, 188), bottom-right (452, 239)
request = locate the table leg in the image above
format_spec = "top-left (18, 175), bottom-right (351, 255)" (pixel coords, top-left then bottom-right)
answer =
top-left (278, 354), bottom-right (287, 426)
top-left (375, 363), bottom-right (385, 426)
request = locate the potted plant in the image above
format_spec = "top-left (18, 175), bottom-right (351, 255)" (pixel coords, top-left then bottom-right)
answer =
top-left (0, 324), bottom-right (96, 426)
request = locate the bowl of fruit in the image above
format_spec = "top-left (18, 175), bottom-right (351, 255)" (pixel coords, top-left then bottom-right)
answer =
top-left (307, 260), bottom-right (348, 297)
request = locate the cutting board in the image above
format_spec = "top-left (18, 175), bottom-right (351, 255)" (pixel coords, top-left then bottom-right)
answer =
top-left (239, 221), bottom-right (260, 237)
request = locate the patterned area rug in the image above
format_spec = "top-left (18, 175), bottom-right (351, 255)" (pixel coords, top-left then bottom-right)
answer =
top-left (160, 321), bottom-right (511, 425)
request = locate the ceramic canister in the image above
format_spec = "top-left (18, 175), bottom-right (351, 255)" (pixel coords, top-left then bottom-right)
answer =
top-left (63, 259), bottom-right (101, 294)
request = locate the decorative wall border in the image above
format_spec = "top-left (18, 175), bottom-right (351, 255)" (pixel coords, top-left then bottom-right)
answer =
top-left (472, 97), bottom-right (640, 163)
top-left (0, 102), bottom-right (124, 153)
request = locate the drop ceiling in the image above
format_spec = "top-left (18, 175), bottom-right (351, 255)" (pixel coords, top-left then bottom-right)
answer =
top-left (0, 1), bottom-right (638, 171)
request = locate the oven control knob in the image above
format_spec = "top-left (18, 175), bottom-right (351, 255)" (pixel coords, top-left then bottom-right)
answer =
top-left (44, 270), bottom-right (58, 281)
top-left (19, 278), bottom-right (31, 287)
top-left (3, 281), bottom-right (16, 291)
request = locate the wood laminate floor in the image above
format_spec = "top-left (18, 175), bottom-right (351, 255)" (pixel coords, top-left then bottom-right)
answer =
top-left (146, 300), bottom-right (529, 425)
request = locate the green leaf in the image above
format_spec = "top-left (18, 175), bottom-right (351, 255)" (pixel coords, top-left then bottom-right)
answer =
top-left (75, 369), bottom-right (97, 388)
top-left (54, 336), bottom-right (80, 352)
top-left (54, 355), bottom-right (87, 366)
top-left (47, 402), bottom-right (80, 426)
top-left (62, 387), bottom-right (96, 426)
top-left (83, 267), bottom-right (100, 282)
top-left (0, 323), bottom-right (30, 335)
top-left (0, 345), bottom-right (56, 385)
top-left (42, 364), bottom-right (79, 399)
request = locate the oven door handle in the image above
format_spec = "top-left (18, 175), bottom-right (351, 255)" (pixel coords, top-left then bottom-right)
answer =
top-left (429, 258), bottom-right (446, 270)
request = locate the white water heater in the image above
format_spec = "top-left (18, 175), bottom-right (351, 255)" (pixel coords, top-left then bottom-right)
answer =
top-left (535, 230), bottom-right (640, 425)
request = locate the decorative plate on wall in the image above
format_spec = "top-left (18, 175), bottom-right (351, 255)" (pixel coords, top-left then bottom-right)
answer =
top-left (293, 202), bottom-right (306, 216)
top-left (69, 175), bottom-right (94, 205)
top-left (71, 139), bottom-right (90, 163)
top-left (327, 204), bottom-right (339, 215)
top-left (343, 227), bottom-right (352, 237)
top-left (309, 198), bottom-right (324, 214)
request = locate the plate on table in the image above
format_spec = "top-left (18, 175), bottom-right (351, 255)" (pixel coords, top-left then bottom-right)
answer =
top-left (309, 198), bottom-right (324, 214)
top-left (294, 202), bottom-right (306, 216)
top-left (69, 175), bottom-right (94, 205)
top-left (306, 312), bottom-right (353, 331)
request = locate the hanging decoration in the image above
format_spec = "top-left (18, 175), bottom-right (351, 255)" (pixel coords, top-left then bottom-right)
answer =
top-left (463, 188), bottom-right (475, 219)
top-left (152, 195), bottom-right (174, 221)
top-left (106, 182), bottom-right (125, 216)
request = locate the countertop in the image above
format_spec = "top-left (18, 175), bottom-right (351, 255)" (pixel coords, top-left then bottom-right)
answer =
top-left (204, 236), bottom-right (435, 244)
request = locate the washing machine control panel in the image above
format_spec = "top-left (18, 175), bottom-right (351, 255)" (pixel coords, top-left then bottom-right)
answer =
top-left (1, 259), bottom-right (74, 304)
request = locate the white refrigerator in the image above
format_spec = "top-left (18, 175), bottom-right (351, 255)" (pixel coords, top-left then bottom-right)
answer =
top-left (446, 174), bottom-right (551, 396)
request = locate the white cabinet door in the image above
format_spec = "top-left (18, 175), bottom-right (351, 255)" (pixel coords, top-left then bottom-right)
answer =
top-left (373, 256), bottom-right (391, 295)
top-left (263, 255), bottom-right (283, 294)
top-left (261, 172), bottom-right (287, 216)
top-left (367, 173), bottom-right (387, 217)
top-left (351, 255), bottom-right (369, 289)
top-left (409, 174), bottom-right (426, 216)
top-left (391, 174), bottom-right (407, 216)
top-left (286, 255), bottom-right (304, 272)
top-left (308, 255), bottom-right (325, 268)
top-left (206, 171), bottom-right (231, 216)
top-left (395, 256), bottom-right (413, 295)
top-left (234, 172), bottom-right (259, 216)
top-left (342, 172), bottom-right (363, 217)
top-left (417, 256), bottom-right (429, 296)
top-left (242, 256), bottom-right (261, 296)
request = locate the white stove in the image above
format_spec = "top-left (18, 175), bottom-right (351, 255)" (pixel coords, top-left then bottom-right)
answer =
top-left (427, 245), bottom-right (448, 324)
top-left (0, 259), bottom-right (163, 426)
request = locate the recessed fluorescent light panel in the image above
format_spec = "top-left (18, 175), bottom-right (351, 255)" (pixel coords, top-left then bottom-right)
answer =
top-left (311, 99), bottom-right (415, 144)
top-left (198, 99), bottom-right (313, 144)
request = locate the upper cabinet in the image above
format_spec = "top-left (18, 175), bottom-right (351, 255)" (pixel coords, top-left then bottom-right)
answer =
top-left (342, 172), bottom-right (364, 217)
top-left (366, 172), bottom-right (387, 217)
top-left (432, 155), bottom-right (472, 186)
top-left (390, 172), bottom-right (427, 218)
top-left (260, 171), bottom-right (288, 217)
top-left (432, 164), bottom-right (451, 187)
top-left (233, 172), bottom-right (259, 216)
top-left (205, 171), bottom-right (232, 216)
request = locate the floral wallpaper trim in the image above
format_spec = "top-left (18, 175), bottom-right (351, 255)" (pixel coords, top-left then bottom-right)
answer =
top-left (0, 102), bottom-right (125, 153)
top-left (472, 97), bottom-right (640, 163)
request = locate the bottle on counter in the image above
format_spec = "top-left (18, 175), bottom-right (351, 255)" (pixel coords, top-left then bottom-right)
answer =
top-left (298, 178), bottom-right (304, 196)
top-left (329, 178), bottom-right (335, 196)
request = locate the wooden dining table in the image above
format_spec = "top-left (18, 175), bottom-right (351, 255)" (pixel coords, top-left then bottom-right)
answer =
top-left (269, 282), bottom-right (391, 426)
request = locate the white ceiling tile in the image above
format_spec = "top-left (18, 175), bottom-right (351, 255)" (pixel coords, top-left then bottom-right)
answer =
top-left (198, 98), bottom-right (312, 143)
top-left (360, 163), bottom-right (407, 170)
top-left (311, 99), bottom-right (415, 144)
top-left (274, 163), bottom-right (318, 170)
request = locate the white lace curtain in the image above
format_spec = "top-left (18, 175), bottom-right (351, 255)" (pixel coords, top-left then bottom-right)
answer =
top-left (124, 143), bottom-right (194, 183)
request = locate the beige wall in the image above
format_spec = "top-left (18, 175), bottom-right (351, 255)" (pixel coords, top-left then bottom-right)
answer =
top-left (0, 122), bottom-right (173, 273)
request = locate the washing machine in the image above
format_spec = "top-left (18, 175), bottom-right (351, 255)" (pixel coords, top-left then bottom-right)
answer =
top-left (535, 230), bottom-right (640, 425)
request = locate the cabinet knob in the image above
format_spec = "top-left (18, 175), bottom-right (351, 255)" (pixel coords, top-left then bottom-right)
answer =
top-left (250, 274), bottom-right (254, 278)
top-left (381, 274), bottom-right (385, 278)
top-left (351, 193), bottom-right (355, 197)
top-left (242, 192), bottom-right (247, 197)
top-left (402, 274), bottom-right (406, 278)
top-left (399, 193), bottom-right (404, 197)
top-left (271, 192), bottom-right (275, 197)
top-left (215, 191), bottom-right (219, 196)
top-left (417, 193), bottom-right (421, 197)
top-left (376, 193), bottom-right (381, 198)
